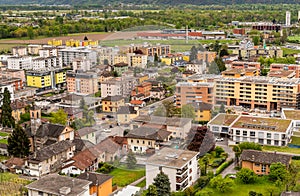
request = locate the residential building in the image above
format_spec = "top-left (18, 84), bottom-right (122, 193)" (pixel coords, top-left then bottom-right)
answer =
top-left (221, 68), bottom-right (259, 78)
top-left (132, 115), bottom-right (192, 139)
top-left (72, 57), bottom-right (91, 72)
top-left (101, 77), bottom-right (138, 98)
top-left (150, 87), bottom-right (165, 100)
top-left (0, 77), bottom-right (23, 91)
top-left (233, 28), bottom-right (246, 36)
top-left (240, 150), bottom-right (291, 175)
top-left (208, 114), bottom-right (293, 146)
top-left (186, 62), bottom-right (206, 74)
top-left (95, 138), bottom-right (121, 162)
top-left (113, 62), bottom-right (128, 76)
top-left (26, 174), bottom-right (91, 196)
top-left (24, 140), bottom-right (75, 177)
top-left (7, 56), bottom-right (32, 70)
top-left (113, 185), bottom-right (140, 196)
top-left (26, 69), bottom-right (66, 92)
top-left (117, 106), bottom-right (138, 124)
top-left (48, 39), bottom-right (63, 46)
top-left (1, 69), bottom-right (26, 82)
top-left (66, 71), bottom-right (98, 95)
top-left (126, 126), bottom-right (171, 153)
top-left (32, 56), bottom-right (62, 70)
top-left (202, 31), bottom-right (226, 39)
top-left (146, 147), bottom-right (199, 192)
top-left (58, 47), bottom-right (97, 66)
top-left (214, 76), bottom-right (300, 111)
top-left (197, 51), bottom-right (216, 63)
top-left (12, 46), bottom-right (27, 56)
top-left (270, 63), bottom-right (300, 78)
top-left (102, 96), bottom-right (125, 113)
top-left (78, 172), bottom-right (113, 196)
top-left (4, 157), bottom-right (24, 174)
top-left (230, 61), bottom-right (261, 70)
top-left (232, 47), bottom-right (283, 59)
top-left (77, 127), bottom-right (97, 144)
top-left (131, 82), bottom-right (152, 98)
top-left (11, 100), bottom-right (27, 122)
top-left (38, 47), bottom-right (58, 57)
top-left (190, 102), bottom-right (213, 122)
top-left (28, 44), bottom-right (42, 55)
top-left (128, 53), bottom-right (148, 68)
top-left (175, 82), bottom-right (214, 107)
top-left (113, 54), bottom-right (128, 65)
top-left (127, 44), bottom-right (170, 57)
top-left (267, 70), bottom-right (296, 79)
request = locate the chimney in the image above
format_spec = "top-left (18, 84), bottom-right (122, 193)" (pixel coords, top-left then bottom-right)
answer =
top-left (59, 187), bottom-right (71, 195)
top-left (251, 155), bottom-right (255, 161)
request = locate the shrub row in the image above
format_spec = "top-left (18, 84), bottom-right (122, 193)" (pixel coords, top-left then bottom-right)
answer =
top-left (215, 159), bottom-right (234, 175)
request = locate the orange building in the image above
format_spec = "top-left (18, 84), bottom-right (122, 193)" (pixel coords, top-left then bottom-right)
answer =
top-left (240, 150), bottom-right (291, 175)
top-left (222, 68), bottom-right (259, 78)
top-left (131, 82), bottom-right (152, 97)
top-left (197, 51), bottom-right (216, 63)
top-left (78, 172), bottom-right (113, 196)
top-left (270, 63), bottom-right (300, 78)
top-left (230, 61), bottom-right (261, 70)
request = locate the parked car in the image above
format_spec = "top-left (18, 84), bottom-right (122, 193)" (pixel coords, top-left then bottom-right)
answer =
top-left (106, 115), bottom-right (114, 119)
top-left (215, 137), bottom-right (224, 142)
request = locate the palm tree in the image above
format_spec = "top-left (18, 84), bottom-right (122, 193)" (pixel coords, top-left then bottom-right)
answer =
top-left (232, 145), bottom-right (241, 166)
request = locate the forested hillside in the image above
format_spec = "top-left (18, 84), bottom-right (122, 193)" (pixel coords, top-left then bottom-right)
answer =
top-left (0, 0), bottom-right (298, 5)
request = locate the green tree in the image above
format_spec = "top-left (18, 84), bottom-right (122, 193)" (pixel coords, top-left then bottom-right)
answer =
top-left (7, 125), bottom-right (30, 158)
top-left (27, 27), bottom-right (34, 39)
top-left (237, 168), bottom-right (257, 184)
top-left (1, 87), bottom-right (15, 128)
top-left (181, 104), bottom-right (196, 120)
top-left (50, 109), bottom-right (67, 125)
top-left (202, 155), bottom-right (209, 175)
top-left (210, 175), bottom-right (233, 193)
top-left (153, 172), bottom-right (171, 196)
top-left (126, 150), bottom-right (137, 169)
top-left (146, 185), bottom-right (158, 196)
top-left (215, 146), bottom-right (225, 158)
top-left (252, 36), bottom-right (260, 45)
top-left (232, 145), bottom-right (241, 165)
top-left (269, 162), bottom-right (287, 182)
top-left (153, 100), bottom-right (180, 118)
top-left (214, 57), bottom-right (226, 72)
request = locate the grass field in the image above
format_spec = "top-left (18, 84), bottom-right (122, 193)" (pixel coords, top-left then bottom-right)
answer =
top-left (288, 35), bottom-right (300, 41)
top-left (136, 179), bottom-right (146, 188)
top-left (282, 47), bottom-right (300, 56)
top-left (0, 139), bottom-right (8, 145)
top-left (109, 167), bottom-right (145, 187)
top-left (0, 132), bottom-right (9, 137)
top-left (201, 177), bottom-right (280, 196)
top-left (0, 173), bottom-right (31, 196)
top-left (263, 145), bottom-right (300, 154)
top-left (0, 43), bottom-right (26, 51)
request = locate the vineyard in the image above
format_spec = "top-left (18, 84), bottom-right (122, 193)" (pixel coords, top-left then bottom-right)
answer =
top-left (0, 173), bottom-right (30, 196)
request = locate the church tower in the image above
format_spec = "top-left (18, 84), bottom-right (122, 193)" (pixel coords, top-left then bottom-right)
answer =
top-left (30, 104), bottom-right (41, 136)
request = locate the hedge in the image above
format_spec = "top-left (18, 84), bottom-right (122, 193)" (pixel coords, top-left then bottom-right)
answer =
top-left (215, 159), bottom-right (234, 176)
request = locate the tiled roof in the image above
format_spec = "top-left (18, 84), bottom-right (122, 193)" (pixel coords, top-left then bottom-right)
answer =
top-left (126, 126), bottom-right (171, 141)
top-left (102, 96), bottom-right (124, 102)
top-left (240, 150), bottom-right (291, 166)
top-left (130, 100), bottom-right (144, 105)
top-left (95, 138), bottom-right (120, 154)
top-left (35, 124), bottom-right (69, 138)
top-left (70, 149), bottom-right (97, 171)
top-left (133, 115), bottom-right (192, 127)
top-left (77, 127), bottom-right (97, 137)
top-left (78, 172), bottom-right (112, 186)
top-left (117, 106), bottom-right (137, 115)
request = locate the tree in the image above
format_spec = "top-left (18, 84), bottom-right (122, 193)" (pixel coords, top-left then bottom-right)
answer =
top-left (126, 150), bottom-right (137, 169)
top-left (27, 27), bottom-right (34, 39)
top-left (50, 109), bottom-right (67, 125)
top-left (7, 125), bottom-right (30, 158)
top-left (269, 162), bottom-right (287, 182)
top-left (202, 155), bottom-right (209, 175)
top-left (214, 57), bottom-right (226, 72)
top-left (181, 104), bottom-right (196, 120)
top-left (252, 36), bottom-right (260, 45)
top-left (232, 145), bottom-right (241, 165)
top-left (190, 46), bottom-right (198, 61)
top-left (0, 87), bottom-right (15, 128)
top-left (219, 104), bottom-right (225, 113)
top-left (146, 185), bottom-right (158, 196)
top-left (237, 168), bottom-right (257, 184)
top-left (210, 175), bottom-right (233, 193)
top-left (153, 172), bottom-right (171, 196)
top-left (215, 146), bottom-right (225, 158)
top-left (153, 100), bottom-right (179, 118)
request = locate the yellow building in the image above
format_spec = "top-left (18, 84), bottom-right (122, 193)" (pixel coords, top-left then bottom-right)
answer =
top-left (102, 96), bottom-right (125, 113)
top-left (113, 55), bottom-right (128, 65)
top-left (190, 102), bottom-right (213, 122)
top-left (137, 74), bottom-right (149, 84)
top-left (26, 69), bottom-right (66, 92)
top-left (161, 56), bottom-right (180, 66)
top-left (232, 47), bottom-right (283, 58)
top-left (66, 39), bottom-right (99, 47)
top-left (48, 39), bottom-right (62, 46)
top-left (183, 55), bottom-right (190, 62)
top-left (66, 39), bottom-right (80, 47)
top-left (116, 106), bottom-right (138, 124)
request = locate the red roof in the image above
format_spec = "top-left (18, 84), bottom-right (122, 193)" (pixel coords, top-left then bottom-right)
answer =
top-left (130, 100), bottom-right (144, 105)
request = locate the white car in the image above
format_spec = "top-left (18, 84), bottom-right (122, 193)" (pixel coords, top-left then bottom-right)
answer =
top-left (215, 137), bottom-right (224, 142)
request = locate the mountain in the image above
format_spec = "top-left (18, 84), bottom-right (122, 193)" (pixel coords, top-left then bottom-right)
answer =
top-left (0, 0), bottom-right (298, 5)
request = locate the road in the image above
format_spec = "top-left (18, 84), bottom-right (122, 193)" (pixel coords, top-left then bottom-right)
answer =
top-left (215, 138), bottom-right (236, 177)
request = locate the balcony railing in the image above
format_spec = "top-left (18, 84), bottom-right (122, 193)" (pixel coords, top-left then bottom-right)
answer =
top-left (176, 165), bottom-right (188, 175)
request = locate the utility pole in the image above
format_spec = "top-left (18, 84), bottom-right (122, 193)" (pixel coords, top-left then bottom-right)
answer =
top-left (186, 25), bottom-right (188, 44)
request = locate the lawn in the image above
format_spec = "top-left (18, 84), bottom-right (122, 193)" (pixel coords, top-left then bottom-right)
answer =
top-left (0, 139), bottom-right (8, 145)
top-left (291, 136), bottom-right (300, 145)
top-left (263, 145), bottom-right (300, 154)
top-left (0, 132), bottom-right (9, 137)
top-left (201, 177), bottom-right (280, 196)
top-left (136, 179), bottom-right (146, 188)
top-left (0, 173), bottom-right (31, 195)
top-left (109, 167), bottom-right (145, 187)
top-left (282, 47), bottom-right (300, 56)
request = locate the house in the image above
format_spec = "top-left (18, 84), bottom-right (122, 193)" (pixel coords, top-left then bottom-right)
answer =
top-left (24, 140), bottom-right (75, 177)
top-left (190, 102), bottom-right (213, 122)
top-left (4, 157), bottom-right (24, 174)
top-left (240, 150), bottom-right (292, 175)
top-left (61, 148), bottom-right (99, 176)
top-left (130, 100), bottom-right (146, 108)
top-left (72, 138), bottom-right (95, 154)
top-left (102, 96), bottom-right (125, 113)
top-left (146, 147), bottom-right (199, 192)
top-left (10, 100), bottom-right (27, 122)
top-left (77, 127), bottom-right (97, 144)
top-left (109, 136), bottom-right (128, 155)
top-left (26, 174), bottom-right (91, 196)
top-left (78, 172), bottom-right (113, 196)
top-left (126, 126), bottom-right (171, 153)
top-left (150, 87), bottom-right (165, 100)
top-left (131, 82), bottom-right (152, 98)
top-left (95, 138), bottom-right (121, 162)
top-left (117, 106), bottom-right (138, 124)
top-left (64, 108), bottom-right (83, 125)
top-left (113, 62), bottom-right (129, 76)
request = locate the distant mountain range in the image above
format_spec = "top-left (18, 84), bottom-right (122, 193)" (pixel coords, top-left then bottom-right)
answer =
top-left (0, 0), bottom-right (298, 5)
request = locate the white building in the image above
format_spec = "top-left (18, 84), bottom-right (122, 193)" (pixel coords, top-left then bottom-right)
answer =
top-left (286, 11), bottom-right (291, 26)
top-left (39, 47), bottom-right (58, 57)
top-left (146, 147), bottom-right (199, 192)
top-left (7, 56), bottom-right (32, 70)
top-left (58, 47), bottom-right (97, 66)
top-left (72, 57), bottom-right (91, 72)
top-left (32, 56), bottom-right (62, 70)
top-left (101, 76), bottom-right (137, 98)
top-left (186, 62), bottom-right (207, 74)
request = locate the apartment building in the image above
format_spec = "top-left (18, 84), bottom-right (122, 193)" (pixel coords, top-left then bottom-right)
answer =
top-left (66, 71), bottom-right (98, 95)
top-left (72, 57), bottom-right (91, 72)
top-left (101, 77), bottom-right (138, 98)
top-left (0, 77), bottom-right (23, 91)
top-left (186, 62), bottom-right (207, 74)
top-left (232, 47), bottom-right (283, 59)
top-left (127, 44), bottom-right (170, 56)
top-left (39, 47), bottom-right (58, 57)
top-left (1, 69), bottom-right (25, 82)
top-left (102, 96), bottom-right (125, 113)
top-left (221, 68), bottom-right (259, 78)
top-left (146, 147), bottom-right (199, 192)
top-left (32, 56), bottom-right (62, 70)
top-left (7, 56), bottom-right (32, 70)
top-left (131, 82), bottom-right (152, 98)
top-left (175, 82), bottom-right (214, 107)
top-left (26, 69), bottom-right (66, 92)
top-left (128, 53), bottom-right (148, 68)
top-left (208, 114), bottom-right (293, 146)
top-left (113, 55), bottom-right (128, 65)
top-left (113, 62), bottom-right (129, 76)
top-left (58, 47), bottom-right (97, 66)
top-left (270, 63), bottom-right (300, 78)
top-left (197, 51), bottom-right (216, 63)
top-left (12, 46), bottom-right (27, 56)
top-left (230, 61), bottom-right (261, 70)
top-left (28, 45), bottom-right (42, 55)
top-left (215, 76), bottom-right (300, 111)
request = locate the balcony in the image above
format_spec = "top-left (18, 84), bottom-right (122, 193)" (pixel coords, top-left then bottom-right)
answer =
top-left (176, 173), bottom-right (188, 183)
top-left (176, 179), bottom-right (189, 191)
top-left (176, 165), bottom-right (188, 175)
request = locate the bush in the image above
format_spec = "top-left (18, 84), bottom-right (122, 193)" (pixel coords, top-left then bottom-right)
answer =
top-left (215, 159), bottom-right (234, 175)
top-left (238, 142), bottom-right (262, 151)
top-left (237, 168), bottom-right (257, 184)
top-left (211, 157), bottom-right (226, 167)
top-left (96, 162), bottom-right (114, 174)
top-left (215, 146), bottom-right (225, 158)
top-left (210, 175), bottom-right (234, 193)
top-left (196, 176), bottom-right (210, 189)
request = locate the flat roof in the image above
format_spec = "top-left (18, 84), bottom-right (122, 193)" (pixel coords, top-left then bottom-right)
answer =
top-left (283, 110), bottom-right (300, 120)
top-left (209, 114), bottom-right (239, 126)
top-left (231, 116), bottom-right (291, 132)
top-left (146, 147), bottom-right (198, 169)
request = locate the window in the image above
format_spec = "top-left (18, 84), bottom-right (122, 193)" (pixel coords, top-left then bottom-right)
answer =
top-left (236, 130), bottom-right (240, 135)
top-left (258, 139), bottom-right (264, 144)
top-left (282, 141), bottom-right (286, 146)
top-left (267, 133), bottom-right (271, 138)
top-left (258, 132), bottom-right (264, 138)
top-left (274, 133), bottom-right (279, 140)
top-left (137, 140), bottom-right (139, 144)
top-left (131, 140), bottom-right (133, 143)
top-left (143, 140), bottom-right (145, 144)
top-left (267, 139), bottom-right (271, 145)
top-left (255, 163), bottom-right (260, 166)
top-left (274, 140), bottom-right (279, 146)
top-left (243, 131), bottom-right (247, 136)
top-left (38, 191), bottom-right (44, 196)
top-left (262, 165), bottom-right (266, 173)
top-left (250, 132), bottom-right (255, 137)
